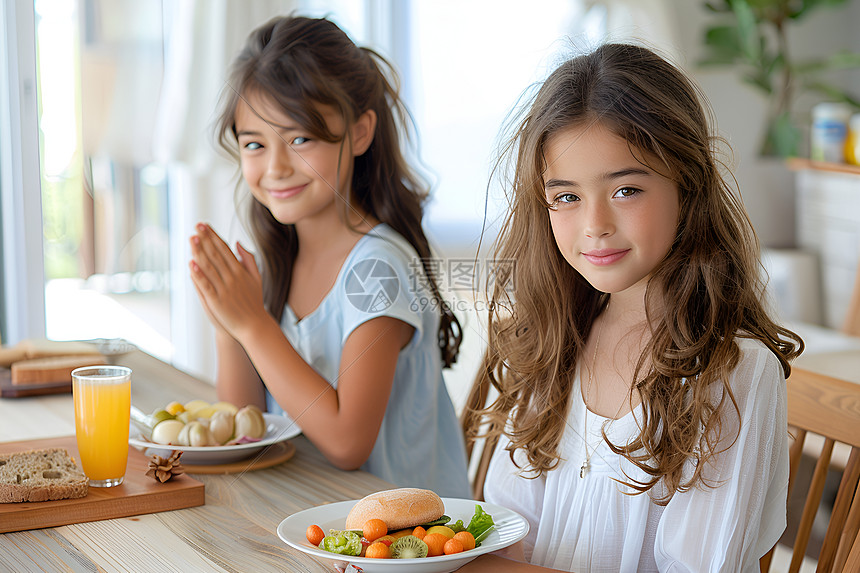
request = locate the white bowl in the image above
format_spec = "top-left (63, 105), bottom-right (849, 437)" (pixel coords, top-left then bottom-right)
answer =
top-left (129, 413), bottom-right (301, 465)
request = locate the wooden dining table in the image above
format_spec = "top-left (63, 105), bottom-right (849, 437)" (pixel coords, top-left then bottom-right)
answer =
top-left (0, 348), bottom-right (395, 572)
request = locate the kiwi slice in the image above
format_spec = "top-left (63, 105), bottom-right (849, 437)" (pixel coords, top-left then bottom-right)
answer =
top-left (390, 535), bottom-right (429, 559)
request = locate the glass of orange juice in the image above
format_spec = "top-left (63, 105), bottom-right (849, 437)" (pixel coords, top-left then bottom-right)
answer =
top-left (72, 365), bottom-right (132, 487)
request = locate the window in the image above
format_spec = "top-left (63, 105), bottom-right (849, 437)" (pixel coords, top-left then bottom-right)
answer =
top-left (2, 0), bottom-right (604, 381)
top-left (38, 0), bottom-right (173, 358)
top-left (406, 1), bottom-right (601, 253)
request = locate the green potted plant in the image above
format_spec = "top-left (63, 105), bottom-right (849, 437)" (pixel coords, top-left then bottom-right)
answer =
top-left (700, 0), bottom-right (860, 157)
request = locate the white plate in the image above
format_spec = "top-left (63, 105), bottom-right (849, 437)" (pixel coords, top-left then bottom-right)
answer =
top-left (277, 498), bottom-right (529, 573)
top-left (129, 413), bottom-right (301, 465)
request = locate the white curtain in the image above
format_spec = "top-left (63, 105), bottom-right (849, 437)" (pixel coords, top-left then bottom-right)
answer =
top-left (153, 0), bottom-right (298, 382)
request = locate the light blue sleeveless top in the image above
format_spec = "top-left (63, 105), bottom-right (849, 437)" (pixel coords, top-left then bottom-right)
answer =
top-left (266, 224), bottom-right (470, 498)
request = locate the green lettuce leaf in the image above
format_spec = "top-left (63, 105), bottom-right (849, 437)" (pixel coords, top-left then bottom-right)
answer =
top-left (466, 504), bottom-right (495, 546)
top-left (319, 530), bottom-right (361, 556)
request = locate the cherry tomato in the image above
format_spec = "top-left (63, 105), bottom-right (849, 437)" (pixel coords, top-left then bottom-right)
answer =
top-left (306, 524), bottom-right (325, 546)
top-left (365, 541), bottom-right (391, 559)
top-left (362, 518), bottom-right (388, 542)
top-left (453, 530), bottom-right (476, 551)
top-left (444, 537), bottom-right (465, 555)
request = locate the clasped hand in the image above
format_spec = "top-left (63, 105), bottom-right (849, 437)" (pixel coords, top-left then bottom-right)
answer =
top-left (189, 223), bottom-right (267, 341)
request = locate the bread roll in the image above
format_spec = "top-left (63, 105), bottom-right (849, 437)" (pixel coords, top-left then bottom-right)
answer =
top-left (0, 448), bottom-right (89, 503)
top-left (345, 487), bottom-right (444, 531)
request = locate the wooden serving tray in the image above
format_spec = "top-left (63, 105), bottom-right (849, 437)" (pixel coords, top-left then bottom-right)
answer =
top-left (0, 435), bottom-right (205, 533)
top-left (183, 440), bottom-right (296, 474)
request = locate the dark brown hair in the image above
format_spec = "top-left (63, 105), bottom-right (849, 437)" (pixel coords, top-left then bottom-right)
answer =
top-left (466, 43), bottom-right (803, 501)
top-left (215, 15), bottom-right (461, 366)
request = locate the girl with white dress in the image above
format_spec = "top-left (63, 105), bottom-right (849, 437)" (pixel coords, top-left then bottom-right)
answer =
top-left (188, 16), bottom-right (469, 498)
top-left (460, 43), bottom-right (803, 571)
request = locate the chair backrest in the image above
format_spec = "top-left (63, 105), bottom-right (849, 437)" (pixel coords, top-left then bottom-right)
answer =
top-left (844, 261), bottom-right (860, 338)
top-left (760, 367), bottom-right (860, 573)
top-left (845, 533), bottom-right (860, 572)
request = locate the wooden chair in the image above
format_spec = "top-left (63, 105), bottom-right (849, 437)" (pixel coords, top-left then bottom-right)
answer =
top-left (760, 367), bottom-right (860, 573)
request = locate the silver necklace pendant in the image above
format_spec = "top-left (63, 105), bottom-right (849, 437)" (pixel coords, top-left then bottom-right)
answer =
top-left (580, 460), bottom-right (589, 478)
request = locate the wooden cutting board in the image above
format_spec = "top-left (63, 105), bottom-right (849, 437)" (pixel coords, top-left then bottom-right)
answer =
top-left (0, 367), bottom-right (72, 398)
top-left (0, 435), bottom-right (204, 533)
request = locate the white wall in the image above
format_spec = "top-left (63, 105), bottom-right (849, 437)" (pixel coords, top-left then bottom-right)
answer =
top-left (426, 2), bottom-right (860, 254)
top-left (673, 1), bottom-right (860, 249)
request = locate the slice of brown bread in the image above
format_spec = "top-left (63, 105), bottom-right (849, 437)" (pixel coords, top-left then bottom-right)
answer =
top-left (0, 448), bottom-right (89, 503)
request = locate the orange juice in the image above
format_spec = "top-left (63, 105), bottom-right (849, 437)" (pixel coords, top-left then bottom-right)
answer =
top-left (72, 366), bottom-right (131, 486)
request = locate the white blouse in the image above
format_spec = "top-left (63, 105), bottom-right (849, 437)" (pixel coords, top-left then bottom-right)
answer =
top-left (484, 337), bottom-right (789, 572)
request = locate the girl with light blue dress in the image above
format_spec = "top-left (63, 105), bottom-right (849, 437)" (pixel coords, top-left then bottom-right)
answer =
top-left (189, 15), bottom-right (469, 498)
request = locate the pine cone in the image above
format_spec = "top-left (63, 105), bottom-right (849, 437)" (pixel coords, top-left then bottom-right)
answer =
top-left (146, 450), bottom-right (185, 483)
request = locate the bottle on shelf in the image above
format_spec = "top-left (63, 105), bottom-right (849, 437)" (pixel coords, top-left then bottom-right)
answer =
top-left (811, 102), bottom-right (852, 163)
top-left (845, 113), bottom-right (860, 166)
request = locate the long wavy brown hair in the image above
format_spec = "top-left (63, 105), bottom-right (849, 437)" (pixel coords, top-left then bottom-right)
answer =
top-left (465, 43), bottom-right (803, 502)
top-left (214, 15), bottom-right (461, 366)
